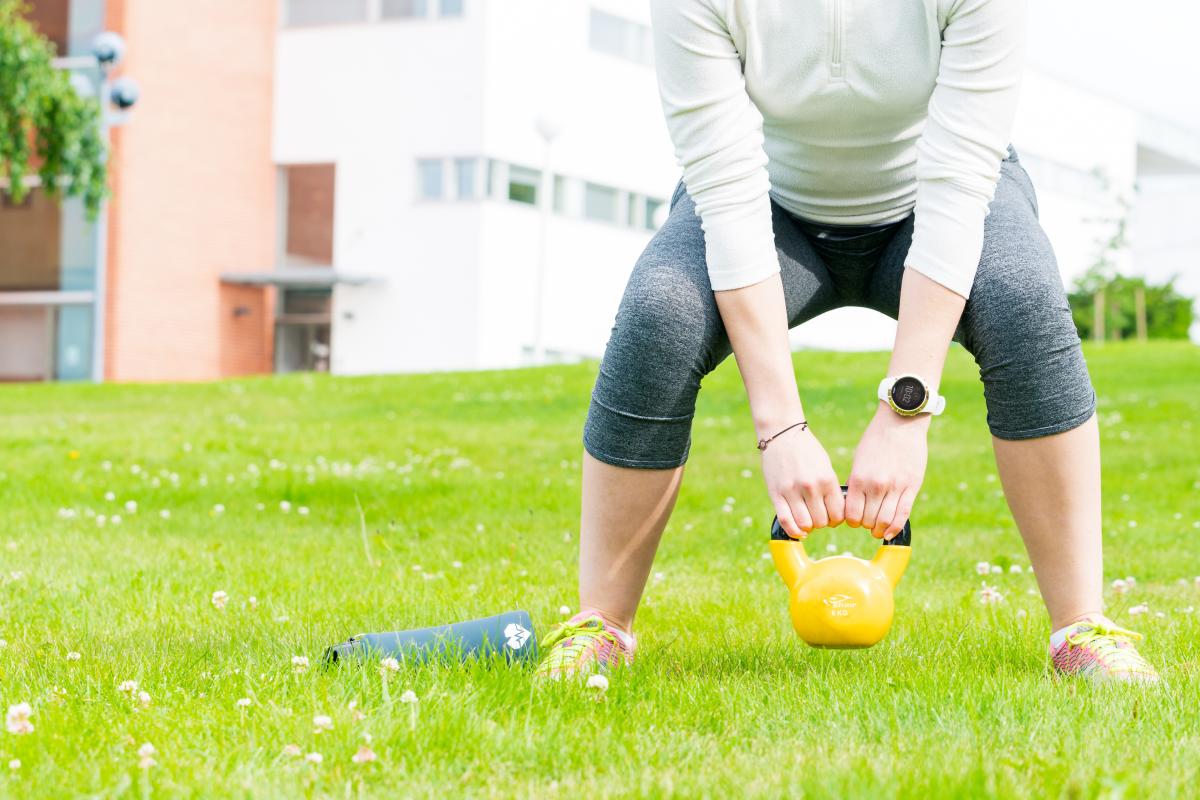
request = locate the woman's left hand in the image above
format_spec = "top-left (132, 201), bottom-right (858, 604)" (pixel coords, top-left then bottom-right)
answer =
top-left (845, 402), bottom-right (930, 540)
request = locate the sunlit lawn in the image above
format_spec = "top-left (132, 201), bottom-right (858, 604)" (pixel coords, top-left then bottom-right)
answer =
top-left (0, 341), bottom-right (1198, 797)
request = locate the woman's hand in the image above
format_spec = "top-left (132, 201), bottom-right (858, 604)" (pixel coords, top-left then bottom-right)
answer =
top-left (761, 426), bottom-right (845, 539)
top-left (845, 403), bottom-right (929, 540)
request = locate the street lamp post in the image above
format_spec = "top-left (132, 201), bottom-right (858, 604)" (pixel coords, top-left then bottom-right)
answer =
top-left (57, 33), bottom-right (139, 381)
top-left (531, 115), bottom-right (562, 366)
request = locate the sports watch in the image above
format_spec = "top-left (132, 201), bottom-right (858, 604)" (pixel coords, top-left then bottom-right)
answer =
top-left (877, 374), bottom-right (945, 417)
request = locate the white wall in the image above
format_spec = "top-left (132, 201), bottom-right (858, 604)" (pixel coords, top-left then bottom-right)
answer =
top-left (474, 0), bottom-right (678, 365)
top-left (274, 10), bottom-right (488, 374)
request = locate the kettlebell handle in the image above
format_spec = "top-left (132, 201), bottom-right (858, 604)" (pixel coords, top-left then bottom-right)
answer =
top-left (769, 485), bottom-right (912, 547)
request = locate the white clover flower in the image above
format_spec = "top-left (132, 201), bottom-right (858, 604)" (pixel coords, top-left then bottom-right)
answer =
top-left (292, 655), bottom-right (309, 674)
top-left (978, 583), bottom-right (1004, 605)
top-left (66, 651), bottom-right (81, 662)
top-left (8, 759), bottom-right (19, 770)
top-left (1125, 576), bottom-right (1137, 587)
top-left (96, 515), bottom-right (106, 527)
top-left (0, 640), bottom-right (6, 649)
top-left (247, 596), bottom-right (258, 610)
top-left (827, 543), bottom-right (839, 554)
top-left (282, 744), bottom-right (302, 757)
top-left (104, 491), bottom-right (115, 501)
top-left (313, 714), bottom-right (334, 734)
top-left (125, 500), bottom-right (138, 513)
top-left (559, 605), bottom-right (571, 616)
top-left (5, 703), bottom-right (34, 735)
top-left (137, 691), bottom-right (151, 707)
top-left (58, 508), bottom-right (77, 520)
top-left (379, 657), bottom-right (400, 677)
top-left (211, 590), bottom-right (228, 610)
top-left (1129, 604), bottom-right (1149, 616)
top-left (298, 506), bottom-right (310, 516)
top-left (1016, 609), bottom-right (1028, 619)
top-left (1009, 565), bottom-right (1023, 574)
top-left (1111, 579), bottom-right (1129, 595)
top-left (118, 680), bottom-right (138, 694)
top-left (352, 745), bottom-right (377, 764)
top-left (452, 560), bottom-right (463, 569)
top-left (990, 565), bottom-right (1002, 575)
top-left (741, 469), bottom-right (753, 478)
top-left (279, 501), bottom-right (292, 513)
top-left (975, 562), bottom-right (991, 576)
top-left (586, 674), bottom-right (609, 692)
top-left (305, 752), bottom-right (323, 765)
top-left (399, 690), bottom-right (418, 704)
top-left (212, 504), bottom-right (225, 515)
top-left (236, 697), bottom-right (252, 708)
top-left (159, 510), bottom-right (171, 520)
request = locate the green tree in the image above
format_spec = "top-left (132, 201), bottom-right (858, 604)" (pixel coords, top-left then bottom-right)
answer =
top-left (1069, 270), bottom-right (1193, 341)
top-left (0, 0), bottom-right (107, 216)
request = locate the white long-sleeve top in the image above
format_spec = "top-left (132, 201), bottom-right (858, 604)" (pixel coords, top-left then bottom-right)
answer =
top-left (648, 0), bottom-right (1027, 298)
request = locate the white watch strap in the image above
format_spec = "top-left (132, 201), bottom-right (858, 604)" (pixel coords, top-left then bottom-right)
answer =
top-left (879, 376), bottom-right (945, 416)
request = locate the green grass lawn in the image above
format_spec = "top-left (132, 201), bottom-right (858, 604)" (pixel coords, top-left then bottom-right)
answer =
top-left (1, 341), bottom-right (1198, 798)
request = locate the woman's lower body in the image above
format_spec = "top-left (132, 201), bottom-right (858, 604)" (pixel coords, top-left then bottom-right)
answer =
top-left (538, 145), bottom-right (1158, 682)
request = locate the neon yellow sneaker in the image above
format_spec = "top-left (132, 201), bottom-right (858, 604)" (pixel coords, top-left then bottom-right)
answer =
top-left (535, 610), bottom-right (635, 680)
top-left (1050, 617), bottom-right (1160, 684)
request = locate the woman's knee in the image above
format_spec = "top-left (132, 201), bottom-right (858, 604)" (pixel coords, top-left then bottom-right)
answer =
top-left (585, 256), bottom-right (727, 468)
top-left (960, 211), bottom-right (1096, 440)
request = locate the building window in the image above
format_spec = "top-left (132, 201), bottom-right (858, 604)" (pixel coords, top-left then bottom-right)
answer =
top-left (283, 0), bottom-right (369, 27)
top-left (508, 166), bottom-right (540, 205)
top-left (381, 0), bottom-right (428, 19)
top-left (584, 182), bottom-right (618, 223)
top-left (645, 198), bottom-right (663, 230)
top-left (589, 8), bottom-right (653, 66)
top-left (454, 158), bottom-right (477, 199)
top-left (439, 0), bottom-right (464, 17)
top-left (417, 159), bottom-right (444, 200)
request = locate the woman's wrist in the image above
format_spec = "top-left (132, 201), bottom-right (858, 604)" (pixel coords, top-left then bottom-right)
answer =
top-left (752, 399), bottom-right (807, 439)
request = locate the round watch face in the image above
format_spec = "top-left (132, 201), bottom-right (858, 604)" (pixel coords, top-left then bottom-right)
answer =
top-left (890, 376), bottom-right (927, 412)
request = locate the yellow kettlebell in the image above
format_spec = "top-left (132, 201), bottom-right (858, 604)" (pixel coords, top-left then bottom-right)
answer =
top-left (769, 487), bottom-right (911, 649)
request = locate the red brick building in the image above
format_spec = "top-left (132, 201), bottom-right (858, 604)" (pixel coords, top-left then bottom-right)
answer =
top-left (2, 0), bottom-right (279, 381)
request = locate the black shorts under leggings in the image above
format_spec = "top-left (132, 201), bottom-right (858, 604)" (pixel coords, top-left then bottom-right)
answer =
top-left (583, 144), bottom-right (1097, 469)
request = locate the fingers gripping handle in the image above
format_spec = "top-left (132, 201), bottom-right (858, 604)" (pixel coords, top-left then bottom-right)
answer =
top-left (769, 485), bottom-right (912, 547)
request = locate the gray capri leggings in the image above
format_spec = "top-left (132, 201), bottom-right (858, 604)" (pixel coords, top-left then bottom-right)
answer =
top-left (583, 144), bottom-right (1097, 469)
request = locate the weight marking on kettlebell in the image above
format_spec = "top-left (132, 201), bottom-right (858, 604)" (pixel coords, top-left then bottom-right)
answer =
top-left (822, 594), bottom-right (857, 610)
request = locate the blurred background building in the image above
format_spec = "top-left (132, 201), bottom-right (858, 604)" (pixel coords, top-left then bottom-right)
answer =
top-left (2, 0), bottom-right (1198, 381)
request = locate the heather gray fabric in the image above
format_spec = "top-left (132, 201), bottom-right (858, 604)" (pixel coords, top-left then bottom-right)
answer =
top-left (584, 144), bottom-right (1096, 469)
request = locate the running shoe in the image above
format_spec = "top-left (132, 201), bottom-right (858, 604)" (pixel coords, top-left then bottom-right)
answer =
top-left (1050, 617), bottom-right (1160, 684)
top-left (535, 609), bottom-right (635, 680)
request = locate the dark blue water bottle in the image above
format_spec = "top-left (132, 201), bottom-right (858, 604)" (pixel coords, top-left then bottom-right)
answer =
top-left (323, 610), bottom-right (538, 666)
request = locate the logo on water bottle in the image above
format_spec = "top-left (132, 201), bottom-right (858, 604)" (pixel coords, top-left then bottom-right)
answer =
top-left (504, 623), bottom-right (531, 650)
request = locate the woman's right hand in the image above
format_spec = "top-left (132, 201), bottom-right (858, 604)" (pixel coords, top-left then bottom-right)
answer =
top-left (760, 426), bottom-right (845, 539)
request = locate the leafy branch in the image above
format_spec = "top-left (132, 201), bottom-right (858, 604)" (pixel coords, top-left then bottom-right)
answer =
top-left (0, 0), bottom-right (107, 217)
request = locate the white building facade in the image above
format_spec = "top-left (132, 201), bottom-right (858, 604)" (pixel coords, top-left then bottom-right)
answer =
top-left (272, 0), bottom-right (1200, 375)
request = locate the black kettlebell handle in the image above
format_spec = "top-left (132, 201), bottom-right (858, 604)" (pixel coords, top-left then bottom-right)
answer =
top-left (769, 485), bottom-right (912, 547)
